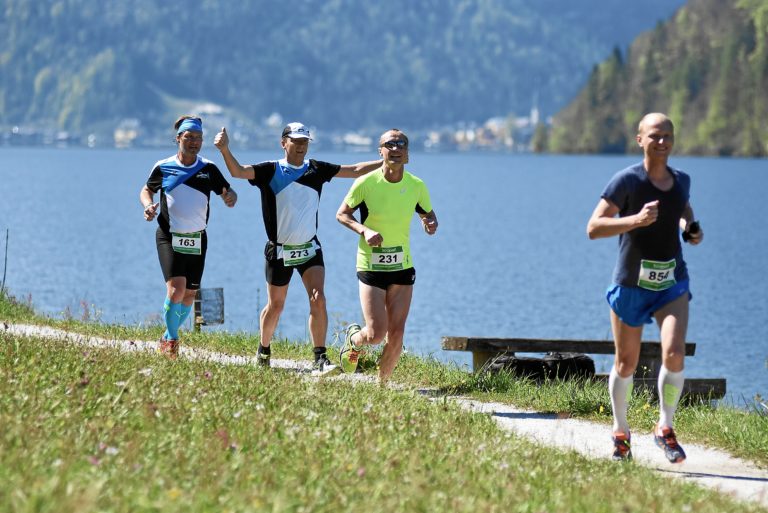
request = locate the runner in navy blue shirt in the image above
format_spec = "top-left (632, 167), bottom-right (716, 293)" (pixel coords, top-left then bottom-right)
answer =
top-left (587, 113), bottom-right (703, 463)
top-left (214, 123), bottom-right (380, 371)
top-left (140, 115), bottom-right (237, 358)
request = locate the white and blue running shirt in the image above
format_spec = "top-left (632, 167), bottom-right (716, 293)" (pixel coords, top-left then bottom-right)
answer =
top-left (248, 158), bottom-right (340, 248)
top-left (146, 155), bottom-right (230, 234)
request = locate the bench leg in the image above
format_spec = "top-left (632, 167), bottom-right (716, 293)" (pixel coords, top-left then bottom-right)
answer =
top-left (472, 351), bottom-right (495, 372)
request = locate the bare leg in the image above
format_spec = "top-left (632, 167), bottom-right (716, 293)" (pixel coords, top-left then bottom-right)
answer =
top-left (300, 266), bottom-right (327, 348)
top-left (654, 294), bottom-right (689, 427)
top-left (260, 283), bottom-right (288, 347)
top-left (609, 310), bottom-right (643, 435)
top-left (377, 284), bottom-right (413, 383)
top-left (354, 282), bottom-right (388, 347)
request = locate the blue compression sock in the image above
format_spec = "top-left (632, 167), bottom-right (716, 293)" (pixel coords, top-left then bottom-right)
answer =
top-left (163, 298), bottom-right (183, 340)
top-left (177, 303), bottom-right (193, 330)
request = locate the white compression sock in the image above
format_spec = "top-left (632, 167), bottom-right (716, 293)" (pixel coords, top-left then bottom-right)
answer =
top-left (609, 366), bottom-right (634, 435)
top-left (657, 365), bottom-right (684, 428)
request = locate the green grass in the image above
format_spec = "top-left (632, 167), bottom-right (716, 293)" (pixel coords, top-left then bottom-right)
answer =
top-left (1, 290), bottom-right (767, 512)
top-left (1, 334), bottom-right (764, 513)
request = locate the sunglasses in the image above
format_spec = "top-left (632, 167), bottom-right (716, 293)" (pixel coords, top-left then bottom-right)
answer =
top-left (381, 139), bottom-right (408, 150)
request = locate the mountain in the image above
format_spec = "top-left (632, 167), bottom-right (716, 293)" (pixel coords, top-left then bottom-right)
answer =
top-left (546, 0), bottom-right (768, 157)
top-left (0, 0), bottom-right (686, 142)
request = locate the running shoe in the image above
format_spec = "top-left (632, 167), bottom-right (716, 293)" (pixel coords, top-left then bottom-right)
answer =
top-left (312, 353), bottom-right (338, 375)
top-left (313, 353), bottom-right (332, 371)
top-left (611, 432), bottom-right (632, 461)
top-left (654, 424), bottom-right (686, 463)
top-left (339, 323), bottom-right (362, 373)
top-left (159, 336), bottom-right (179, 359)
top-left (256, 345), bottom-right (271, 368)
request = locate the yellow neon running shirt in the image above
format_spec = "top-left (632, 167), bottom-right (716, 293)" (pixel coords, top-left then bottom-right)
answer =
top-left (343, 169), bottom-right (433, 271)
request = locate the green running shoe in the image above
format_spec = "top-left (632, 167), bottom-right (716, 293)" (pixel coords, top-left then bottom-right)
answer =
top-left (339, 324), bottom-right (362, 373)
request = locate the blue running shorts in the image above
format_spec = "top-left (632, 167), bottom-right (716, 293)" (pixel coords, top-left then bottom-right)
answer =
top-left (606, 280), bottom-right (691, 327)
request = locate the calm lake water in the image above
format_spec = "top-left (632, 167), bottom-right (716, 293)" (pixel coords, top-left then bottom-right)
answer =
top-left (0, 146), bottom-right (765, 403)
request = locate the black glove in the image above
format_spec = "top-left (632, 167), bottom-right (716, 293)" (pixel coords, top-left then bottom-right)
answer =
top-left (682, 221), bottom-right (700, 243)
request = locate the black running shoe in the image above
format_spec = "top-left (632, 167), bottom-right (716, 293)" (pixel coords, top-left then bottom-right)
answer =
top-left (313, 353), bottom-right (333, 372)
top-left (256, 345), bottom-right (271, 368)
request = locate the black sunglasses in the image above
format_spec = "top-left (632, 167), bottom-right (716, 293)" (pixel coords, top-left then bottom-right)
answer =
top-left (381, 139), bottom-right (408, 149)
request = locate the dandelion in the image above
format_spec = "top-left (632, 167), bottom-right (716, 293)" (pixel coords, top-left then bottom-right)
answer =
top-left (167, 488), bottom-right (182, 500)
top-left (599, 405), bottom-right (605, 414)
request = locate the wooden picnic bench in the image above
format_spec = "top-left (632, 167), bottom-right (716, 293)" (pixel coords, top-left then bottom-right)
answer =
top-left (442, 336), bottom-right (726, 400)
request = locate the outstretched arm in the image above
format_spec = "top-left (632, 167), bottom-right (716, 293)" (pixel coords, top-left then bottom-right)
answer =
top-left (587, 198), bottom-right (659, 240)
top-left (336, 201), bottom-right (383, 247)
top-left (214, 127), bottom-right (256, 180)
top-left (335, 159), bottom-right (383, 178)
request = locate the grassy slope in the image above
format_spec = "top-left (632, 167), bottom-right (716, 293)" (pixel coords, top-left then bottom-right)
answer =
top-left (1, 292), bottom-right (766, 512)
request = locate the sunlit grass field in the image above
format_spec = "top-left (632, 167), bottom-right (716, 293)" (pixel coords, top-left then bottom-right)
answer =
top-left (1, 291), bottom-right (766, 512)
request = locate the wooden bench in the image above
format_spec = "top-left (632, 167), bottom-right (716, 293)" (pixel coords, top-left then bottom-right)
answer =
top-left (442, 336), bottom-right (726, 400)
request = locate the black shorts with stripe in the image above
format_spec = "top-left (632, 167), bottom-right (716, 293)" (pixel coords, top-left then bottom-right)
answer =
top-left (156, 227), bottom-right (207, 290)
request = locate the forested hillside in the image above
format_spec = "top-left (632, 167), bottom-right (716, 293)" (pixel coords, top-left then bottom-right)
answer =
top-left (546, 0), bottom-right (768, 156)
top-left (0, 0), bottom-right (684, 138)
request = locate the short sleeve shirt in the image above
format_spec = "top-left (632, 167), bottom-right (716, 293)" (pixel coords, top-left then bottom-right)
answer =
top-left (601, 163), bottom-right (690, 287)
top-left (146, 155), bottom-right (230, 234)
top-left (248, 158), bottom-right (340, 245)
top-left (344, 170), bottom-right (432, 271)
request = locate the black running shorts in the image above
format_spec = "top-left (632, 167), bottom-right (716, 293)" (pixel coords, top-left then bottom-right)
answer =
top-left (156, 227), bottom-right (207, 289)
top-left (357, 268), bottom-right (416, 290)
top-left (264, 241), bottom-right (325, 287)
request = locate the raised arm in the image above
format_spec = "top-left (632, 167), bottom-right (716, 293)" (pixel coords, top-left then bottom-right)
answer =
top-left (336, 201), bottom-right (383, 247)
top-left (335, 159), bottom-right (383, 178)
top-left (214, 127), bottom-right (256, 180)
top-left (586, 198), bottom-right (659, 240)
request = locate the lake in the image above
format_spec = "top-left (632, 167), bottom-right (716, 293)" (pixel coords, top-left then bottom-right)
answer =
top-left (0, 146), bottom-right (765, 403)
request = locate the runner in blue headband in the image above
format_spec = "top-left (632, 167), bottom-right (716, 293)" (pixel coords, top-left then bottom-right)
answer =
top-left (176, 117), bottom-right (203, 135)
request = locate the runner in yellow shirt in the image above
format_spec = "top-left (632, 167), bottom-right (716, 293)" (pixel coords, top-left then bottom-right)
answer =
top-left (336, 129), bottom-right (438, 383)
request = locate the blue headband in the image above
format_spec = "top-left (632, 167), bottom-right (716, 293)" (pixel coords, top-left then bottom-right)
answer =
top-left (177, 118), bottom-right (203, 135)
